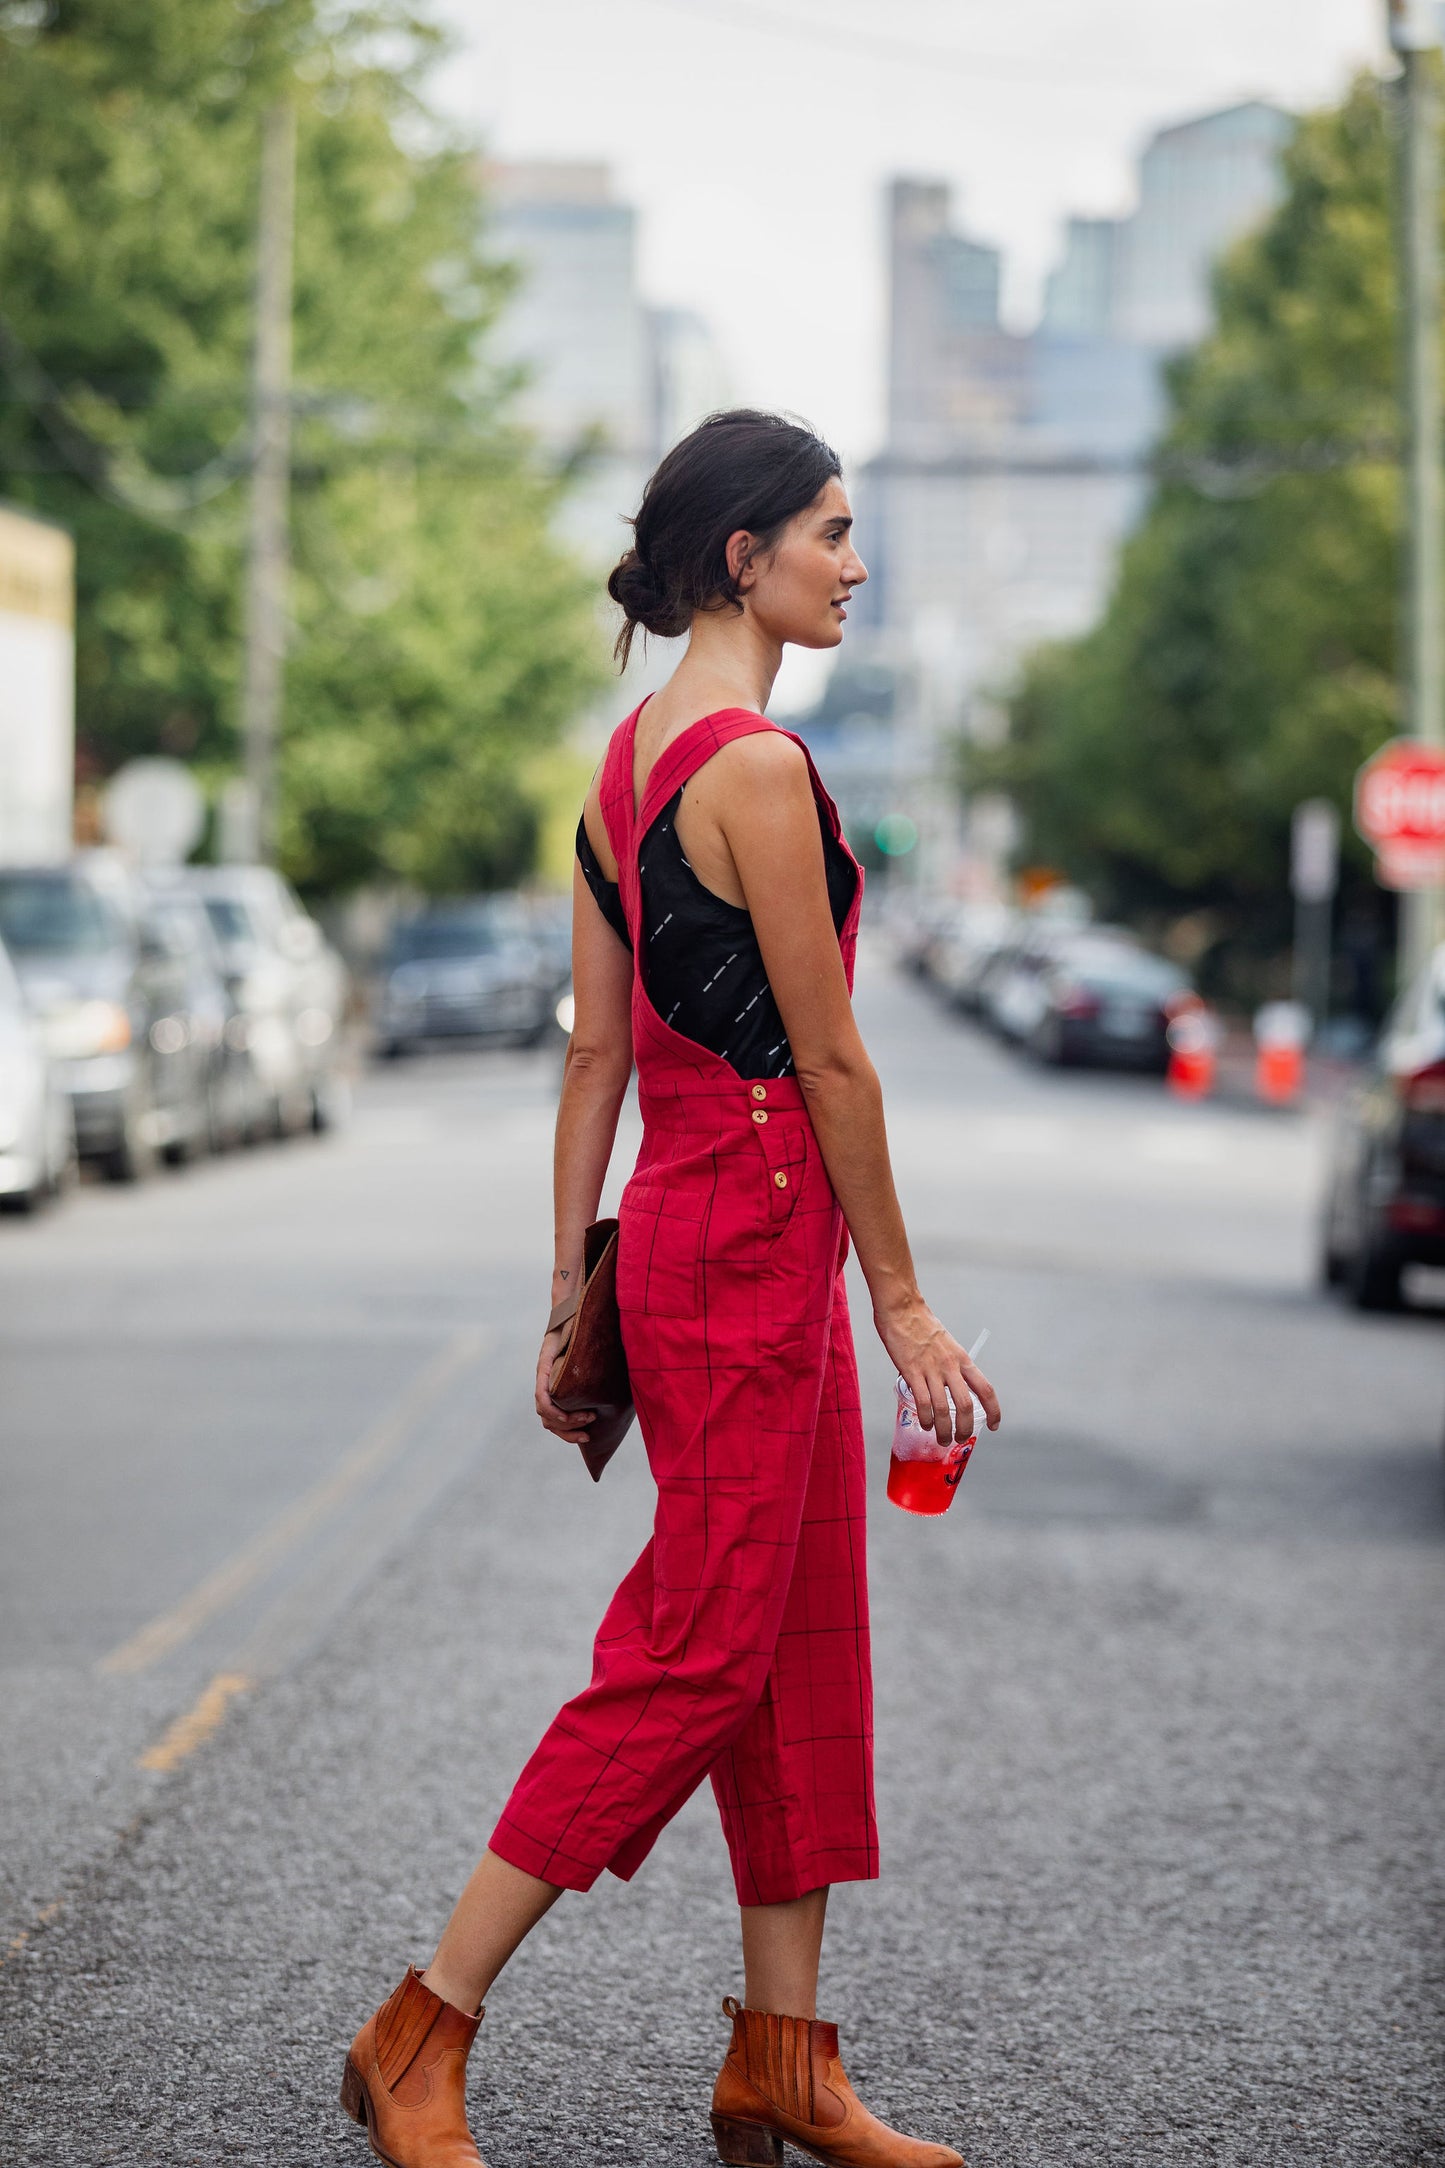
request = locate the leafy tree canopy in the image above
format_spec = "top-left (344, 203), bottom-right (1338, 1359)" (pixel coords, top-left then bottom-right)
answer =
top-left (0, 0), bottom-right (606, 892)
top-left (977, 76), bottom-right (1405, 997)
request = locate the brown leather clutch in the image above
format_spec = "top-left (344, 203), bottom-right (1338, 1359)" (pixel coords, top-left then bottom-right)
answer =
top-left (547, 1218), bottom-right (635, 1482)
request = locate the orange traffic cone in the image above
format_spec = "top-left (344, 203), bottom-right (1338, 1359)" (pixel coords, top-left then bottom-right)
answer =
top-left (1252, 1001), bottom-right (1310, 1107)
top-left (1166, 1012), bottom-right (1216, 1099)
top-left (1256, 1041), bottom-right (1304, 1105)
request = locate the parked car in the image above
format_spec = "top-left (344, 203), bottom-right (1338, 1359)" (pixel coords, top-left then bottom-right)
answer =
top-left (1321, 940), bottom-right (1445, 1310)
top-left (980, 919), bottom-right (1119, 1042)
top-left (890, 893), bottom-right (960, 979)
top-left (374, 903), bottom-right (555, 1056)
top-left (135, 874), bottom-right (268, 1150)
top-left (0, 861), bottom-right (210, 1178)
top-left (0, 930), bottom-right (74, 1213)
top-left (185, 866), bottom-right (349, 1133)
top-left (926, 902), bottom-right (1016, 1012)
top-left (1020, 937), bottom-right (1196, 1073)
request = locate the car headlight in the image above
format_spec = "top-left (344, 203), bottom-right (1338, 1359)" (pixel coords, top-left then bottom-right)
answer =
top-left (43, 1000), bottom-right (133, 1060)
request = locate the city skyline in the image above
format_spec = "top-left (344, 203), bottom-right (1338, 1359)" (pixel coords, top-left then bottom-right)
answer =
top-left (434, 0), bottom-right (1387, 460)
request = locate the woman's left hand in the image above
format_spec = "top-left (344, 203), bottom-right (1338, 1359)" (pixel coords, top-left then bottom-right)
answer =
top-left (535, 1325), bottom-right (597, 1446)
top-left (875, 1294), bottom-right (1001, 1448)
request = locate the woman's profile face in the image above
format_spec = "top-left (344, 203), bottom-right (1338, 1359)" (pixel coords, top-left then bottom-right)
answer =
top-left (734, 477), bottom-right (868, 651)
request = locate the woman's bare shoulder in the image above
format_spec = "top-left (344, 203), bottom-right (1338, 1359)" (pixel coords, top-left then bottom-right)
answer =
top-left (708, 724), bottom-right (810, 792)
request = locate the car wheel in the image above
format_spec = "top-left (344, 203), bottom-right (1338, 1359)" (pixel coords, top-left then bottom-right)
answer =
top-left (1030, 1017), bottom-right (1065, 1066)
top-left (0, 1183), bottom-right (40, 1216)
top-left (1346, 1218), bottom-right (1404, 1311)
top-left (311, 1075), bottom-right (349, 1132)
top-left (206, 1081), bottom-right (238, 1155)
top-left (104, 1094), bottom-right (158, 1183)
top-left (162, 1103), bottom-right (210, 1167)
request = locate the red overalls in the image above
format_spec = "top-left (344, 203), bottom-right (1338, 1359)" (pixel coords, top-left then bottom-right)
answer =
top-left (489, 708), bottom-right (877, 1907)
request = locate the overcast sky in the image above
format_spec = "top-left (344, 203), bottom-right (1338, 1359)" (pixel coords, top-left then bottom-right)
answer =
top-left (431, 0), bottom-right (1389, 463)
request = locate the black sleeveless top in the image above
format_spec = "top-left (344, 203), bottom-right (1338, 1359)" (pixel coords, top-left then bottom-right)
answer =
top-left (576, 790), bottom-right (857, 1080)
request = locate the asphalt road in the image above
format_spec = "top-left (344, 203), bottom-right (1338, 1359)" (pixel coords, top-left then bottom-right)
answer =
top-left (1, 942), bottom-right (1442, 2168)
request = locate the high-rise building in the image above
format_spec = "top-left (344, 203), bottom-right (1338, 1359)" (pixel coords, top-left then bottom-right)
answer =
top-left (887, 180), bottom-right (1023, 455)
top-left (485, 161), bottom-right (652, 462)
top-left (1042, 217), bottom-right (1126, 339)
top-left (1111, 102), bottom-right (1294, 347)
top-left (649, 305), bottom-right (733, 455)
top-left (808, 101), bottom-right (1293, 884)
top-left (481, 160), bottom-right (733, 720)
top-left (481, 161), bottom-right (731, 567)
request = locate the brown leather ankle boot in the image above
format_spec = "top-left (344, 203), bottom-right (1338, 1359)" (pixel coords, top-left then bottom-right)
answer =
top-left (341, 1966), bottom-right (486, 2168)
top-left (710, 1997), bottom-right (964, 2168)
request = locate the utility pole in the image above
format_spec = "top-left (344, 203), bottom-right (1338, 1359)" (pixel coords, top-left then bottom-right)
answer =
top-left (1390, 2), bottom-right (1445, 981)
top-left (238, 99), bottom-right (296, 865)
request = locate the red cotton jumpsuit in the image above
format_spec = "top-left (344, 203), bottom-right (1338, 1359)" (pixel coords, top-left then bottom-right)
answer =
top-left (489, 706), bottom-right (878, 1907)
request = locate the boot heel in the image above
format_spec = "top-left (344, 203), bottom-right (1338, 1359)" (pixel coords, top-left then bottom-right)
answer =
top-left (339, 2055), bottom-right (368, 2129)
top-left (710, 2112), bottom-right (783, 2166)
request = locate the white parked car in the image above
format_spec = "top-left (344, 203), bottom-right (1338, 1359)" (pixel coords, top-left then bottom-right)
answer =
top-left (0, 930), bottom-right (74, 1214)
top-left (183, 867), bottom-right (350, 1134)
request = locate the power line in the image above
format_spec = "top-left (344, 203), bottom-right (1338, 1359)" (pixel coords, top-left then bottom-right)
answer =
top-left (638, 0), bottom-right (1224, 97)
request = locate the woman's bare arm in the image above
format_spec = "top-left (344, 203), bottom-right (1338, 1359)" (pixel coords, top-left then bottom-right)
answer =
top-left (535, 828), bottom-right (633, 1446)
top-left (717, 733), bottom-right (1000, 1447)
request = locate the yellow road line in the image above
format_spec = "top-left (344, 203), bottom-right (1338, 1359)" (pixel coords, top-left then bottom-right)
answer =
top-left (1, 1898), bottom-right (63, 1970)
top-left (98, 1325), bottom-right (491, 1678)
top-left (137, 1671), bottom-right (253, 1773)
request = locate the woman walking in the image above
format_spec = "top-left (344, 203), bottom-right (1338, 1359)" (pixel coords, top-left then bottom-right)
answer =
top-left (341, 409), bottom-right (1000, 2168)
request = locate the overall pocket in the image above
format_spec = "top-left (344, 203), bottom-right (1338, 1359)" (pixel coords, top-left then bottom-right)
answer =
top-left (616, 1186), bottom-right (704, 1317)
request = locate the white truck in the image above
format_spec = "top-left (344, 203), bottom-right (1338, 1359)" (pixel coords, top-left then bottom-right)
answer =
top-left (0, 502), bottom-right (75, 865)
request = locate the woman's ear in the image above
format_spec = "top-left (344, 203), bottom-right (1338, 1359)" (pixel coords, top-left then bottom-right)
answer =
top-left (725, 527), bottom-right (757, 589)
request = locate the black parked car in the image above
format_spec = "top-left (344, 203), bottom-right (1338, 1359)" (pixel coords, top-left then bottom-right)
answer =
top-left (374, 904), bottom-right (554, 1056)
top-left (1321, 941), bottom-right (1445, 1309)
top-left (1020, 937), bottom-right (1196, 1074)
top-left (0, 861), bottom-right (215, 1178)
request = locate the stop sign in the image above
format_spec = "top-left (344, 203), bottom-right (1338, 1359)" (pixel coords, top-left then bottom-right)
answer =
top-left (1354, 737), bottom-right (1445, 890)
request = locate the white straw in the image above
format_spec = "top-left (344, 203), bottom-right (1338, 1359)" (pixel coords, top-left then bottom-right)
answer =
top-left (967, 1327), bottom-right (991, 1363)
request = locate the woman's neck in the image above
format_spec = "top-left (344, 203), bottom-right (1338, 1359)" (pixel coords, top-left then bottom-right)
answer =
top-left (653, 608), bottom-right (781, 724)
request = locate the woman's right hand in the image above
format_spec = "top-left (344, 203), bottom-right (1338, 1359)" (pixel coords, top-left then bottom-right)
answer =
top-left (535, 1326), bottom-right (597, 1447)
top-left (875, 1294), bottom-right (1001, 1448)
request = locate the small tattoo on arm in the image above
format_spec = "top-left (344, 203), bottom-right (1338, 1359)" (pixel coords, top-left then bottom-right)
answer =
top-left (559, 1269), bottom-right (570, 1279)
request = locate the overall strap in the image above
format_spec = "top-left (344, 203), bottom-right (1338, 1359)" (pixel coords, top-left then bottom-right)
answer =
top-left (598, 700), bottom-right (646, 871)
top-left (637, 708), bottom-right (781, 834)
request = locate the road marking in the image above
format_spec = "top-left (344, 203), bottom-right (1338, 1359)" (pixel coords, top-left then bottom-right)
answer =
top-left (137, 1671), bottom-right (253, 1773)
top-left (1, 1898), bottom-right (63, 1970)
top-left (97, 1324), bottom-right (492, 1678)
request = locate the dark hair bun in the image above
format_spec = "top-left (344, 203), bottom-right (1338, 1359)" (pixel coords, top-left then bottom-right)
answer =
top-left (607, 409), bottom-right (841, 667)
top-left (606, 548), bottom-right (691, 642)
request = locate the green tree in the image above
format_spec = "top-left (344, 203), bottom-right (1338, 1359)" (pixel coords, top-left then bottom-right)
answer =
top-left (0, 0), bottom-right (605, 892)
top-left (980, 76), bottom-right (1405, 996)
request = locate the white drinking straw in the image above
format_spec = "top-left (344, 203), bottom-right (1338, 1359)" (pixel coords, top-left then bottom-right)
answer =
top-left (967, 1328), bottom-right (991, 1364)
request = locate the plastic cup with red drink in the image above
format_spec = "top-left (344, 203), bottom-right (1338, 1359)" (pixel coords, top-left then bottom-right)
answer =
top-left (887, 1329), bottom-right (991, 1516)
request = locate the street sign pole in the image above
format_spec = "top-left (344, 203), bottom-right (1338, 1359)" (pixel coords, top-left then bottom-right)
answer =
top-left (1290, 798), bottom-right (1340, 1031)
top-left (1390, 3), bottom-right (1445, 981)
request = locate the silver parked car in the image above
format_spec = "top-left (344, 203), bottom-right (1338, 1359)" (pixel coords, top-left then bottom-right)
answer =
top-left (0, 861), bottom-right (210, 1178)
top-left (0, 931), bottom-right (74, 1214)
top-left (184, 867), bottom-right (350, 1134)
top-left (136, 874), bottom-right (271, 1150)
